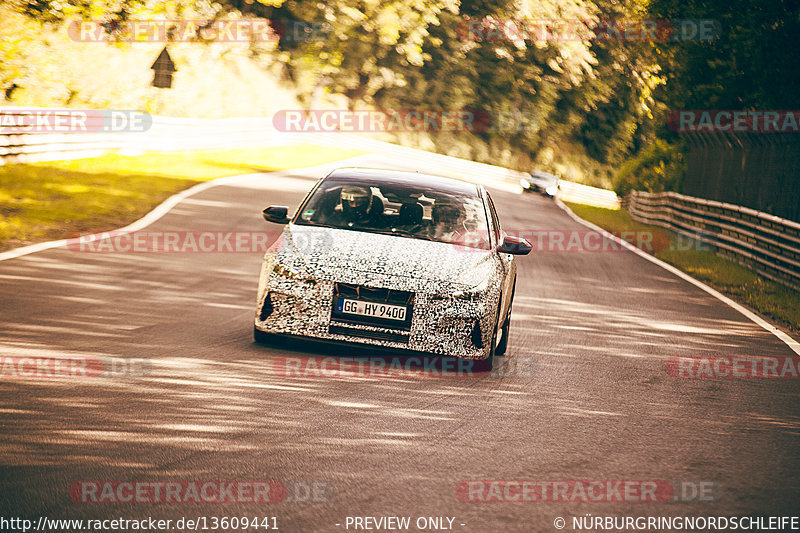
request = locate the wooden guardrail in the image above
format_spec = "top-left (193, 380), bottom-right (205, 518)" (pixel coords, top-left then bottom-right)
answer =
top-left (626, 190), bottom-right (800, 290)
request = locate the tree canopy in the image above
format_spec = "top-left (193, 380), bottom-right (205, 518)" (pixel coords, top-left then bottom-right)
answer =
top-left (5, 0), bottom-right (797, 187)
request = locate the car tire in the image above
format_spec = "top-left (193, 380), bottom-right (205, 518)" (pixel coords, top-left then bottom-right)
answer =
top-left (253, 326), bottom-right (272, 344)
top-left (495, 278), bottom-right (516, 356)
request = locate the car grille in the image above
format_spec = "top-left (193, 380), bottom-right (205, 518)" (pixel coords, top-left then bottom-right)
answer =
top-left (330, 282), bottom-right (414, 331)
top-left (333, 282), bottom-right (414, 305)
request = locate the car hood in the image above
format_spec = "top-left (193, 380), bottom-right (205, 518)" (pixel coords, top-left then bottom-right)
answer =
top-left (273, 224), bottom-right (496, 288)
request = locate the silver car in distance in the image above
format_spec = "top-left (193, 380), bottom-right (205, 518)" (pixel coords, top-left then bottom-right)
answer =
top-left (254, 168), bottom-right (532, 371)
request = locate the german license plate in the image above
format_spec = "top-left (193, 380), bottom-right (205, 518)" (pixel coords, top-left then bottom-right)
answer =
top-left (337, 298), bottom-right (407, 321)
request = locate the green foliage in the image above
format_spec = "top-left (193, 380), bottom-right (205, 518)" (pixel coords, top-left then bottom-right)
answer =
top-left (6, 0), bottom-right (797, 191)
top-left (614, 139), bottom-right (685, 196)
top-left (1, 0), bottom-right (666, 177)
top-left (617, 0), bottom-right (800, 196)
top-left (272, 0), bottom-right (612, 169)
top-left (647, 0), bottom-right (800, 110)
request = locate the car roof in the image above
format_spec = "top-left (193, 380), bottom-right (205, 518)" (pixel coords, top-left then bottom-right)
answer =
top-left (326, 167), bottom-right (482, 197)
top-left (530, 170), bottom-right (558, 180)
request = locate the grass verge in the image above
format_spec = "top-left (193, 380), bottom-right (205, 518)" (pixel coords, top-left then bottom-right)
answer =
top-left (565, 202), bottom-right (800, 333)
top-left (0, 144), bottom-right (366, 252)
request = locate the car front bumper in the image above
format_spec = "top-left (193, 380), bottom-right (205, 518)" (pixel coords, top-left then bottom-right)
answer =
top-left (255, 276), bottom-right (498, 360)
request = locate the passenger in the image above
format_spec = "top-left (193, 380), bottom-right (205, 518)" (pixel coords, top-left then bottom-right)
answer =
top-left (432, 201), bottom-right (466, 241)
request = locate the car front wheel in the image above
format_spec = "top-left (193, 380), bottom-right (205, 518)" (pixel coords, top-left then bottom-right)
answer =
top-left (495, 278), bottom-right (516, 356)
top-left (254, 326), bottom-right (272, 344)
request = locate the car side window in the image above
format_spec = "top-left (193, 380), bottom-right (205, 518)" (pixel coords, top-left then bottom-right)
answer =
top-left (486, 193), bottom-right (501, 243)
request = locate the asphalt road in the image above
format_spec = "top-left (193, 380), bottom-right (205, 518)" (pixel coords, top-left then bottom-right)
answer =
top-left (1, 152), bottom-right (799, 533)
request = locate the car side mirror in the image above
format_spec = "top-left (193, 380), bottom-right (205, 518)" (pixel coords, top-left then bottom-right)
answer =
top-left (262, 205), bottom-right (290, 224)
top-left (497, 235), bottom-right (532, 255)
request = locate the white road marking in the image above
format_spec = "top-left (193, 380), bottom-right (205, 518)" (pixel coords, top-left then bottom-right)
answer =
top-left (557, 198), bottom-right (800, 355)
top-left (0, 156), bottom-right (368, 262)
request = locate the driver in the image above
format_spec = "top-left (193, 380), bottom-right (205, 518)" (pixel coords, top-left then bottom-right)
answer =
top-left (340, 185), bottom-right (374, 225)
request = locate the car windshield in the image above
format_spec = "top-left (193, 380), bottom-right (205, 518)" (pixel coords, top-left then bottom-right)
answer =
top-left (294, 175), bottom-right (491, 250)
top-left (530, 171), bottom-right (557, 184)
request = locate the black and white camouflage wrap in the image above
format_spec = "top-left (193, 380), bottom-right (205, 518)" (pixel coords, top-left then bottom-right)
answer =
top-left (254, 223), bottom-right (515, 360)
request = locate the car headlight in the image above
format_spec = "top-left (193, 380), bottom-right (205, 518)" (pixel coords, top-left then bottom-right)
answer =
top-left (433, 279), bottom-right (488, 301)
top-left (272, 263), bottom-right (316, 284)
top-left (449, 289), bottom-right (482, 301)
top-left (432, 290), bottom-right (479, 302)
top-left (273, 263), bottom-right (301, 279)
